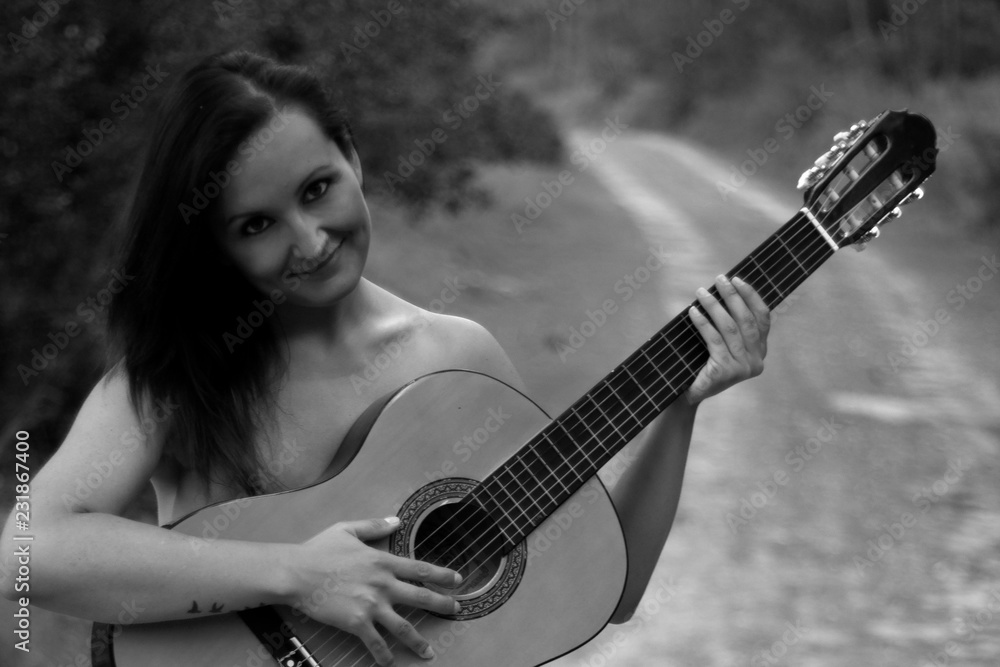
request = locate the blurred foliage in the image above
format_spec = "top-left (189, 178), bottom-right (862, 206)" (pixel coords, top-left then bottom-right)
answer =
top-left (489, 0), bottom-right (1000, 232)
top-left (0, 0), bottom-right (563, 466)
top-left (3, 0), bottom-right (1000, 473)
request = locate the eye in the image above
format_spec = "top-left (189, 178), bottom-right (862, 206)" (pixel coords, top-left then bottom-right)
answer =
top-left (241, 216), bottom-right (274, 236)
top-left (303, 177), bottom-right (333, 203)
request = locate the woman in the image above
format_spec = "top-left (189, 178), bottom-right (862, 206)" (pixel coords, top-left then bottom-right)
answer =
top-left (1, 51), bottom-right (770, 665)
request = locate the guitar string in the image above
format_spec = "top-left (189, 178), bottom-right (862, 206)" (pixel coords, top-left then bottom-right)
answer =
top-left (299, 133), bottom-right (914, 664)
top-left (302, 208), bottom-right (841, 666)
top-left (303, 209), bottom-right (844, 666)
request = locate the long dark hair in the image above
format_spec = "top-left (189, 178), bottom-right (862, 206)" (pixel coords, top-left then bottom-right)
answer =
top-left (107, 51), bottom-right (354, 495)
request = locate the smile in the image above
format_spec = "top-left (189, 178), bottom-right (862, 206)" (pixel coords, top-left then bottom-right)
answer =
top-left (291, 238), bottom-right (343, 278)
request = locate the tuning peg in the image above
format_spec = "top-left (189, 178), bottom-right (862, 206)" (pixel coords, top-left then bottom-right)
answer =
top-left (852, 226), bottom-right (880, 252)
top-left (889, 207), bottom-right (902, 219)
top-left (797, 166), bottom-right (823, 190)
top-left (901, 187), bottom-right (924, 205)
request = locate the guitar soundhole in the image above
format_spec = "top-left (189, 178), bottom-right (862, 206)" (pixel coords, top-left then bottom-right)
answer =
top-left (390, 478), bottom-right (526, 620)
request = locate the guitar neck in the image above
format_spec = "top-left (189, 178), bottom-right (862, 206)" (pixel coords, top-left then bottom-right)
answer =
top-left (471, 209), bottom-right (838, 550)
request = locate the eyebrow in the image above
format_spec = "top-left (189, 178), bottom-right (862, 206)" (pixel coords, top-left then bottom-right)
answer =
top-left (225, 164), bottom-right (333, 227)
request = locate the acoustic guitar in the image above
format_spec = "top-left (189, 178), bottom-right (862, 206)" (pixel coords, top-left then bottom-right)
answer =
top-left (92, 110), bottom-right (938, 666)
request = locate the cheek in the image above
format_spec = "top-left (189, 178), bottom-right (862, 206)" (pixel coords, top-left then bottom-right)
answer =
top-left (231, 241), bottom-right (288, 283)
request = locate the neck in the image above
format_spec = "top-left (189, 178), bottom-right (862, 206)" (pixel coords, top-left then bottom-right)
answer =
top-left (271, 277), bottom-right (379, 347)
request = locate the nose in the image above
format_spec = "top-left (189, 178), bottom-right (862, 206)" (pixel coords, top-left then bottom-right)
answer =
top-left (287, 212), bottom-right (328, 262)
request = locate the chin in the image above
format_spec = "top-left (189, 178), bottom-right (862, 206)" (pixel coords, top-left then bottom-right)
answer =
top-left (281, 272), bottom-right (364, 308)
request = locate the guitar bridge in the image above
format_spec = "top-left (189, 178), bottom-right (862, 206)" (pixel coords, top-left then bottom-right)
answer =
top-left (238, 606), bottom-right (320, 667)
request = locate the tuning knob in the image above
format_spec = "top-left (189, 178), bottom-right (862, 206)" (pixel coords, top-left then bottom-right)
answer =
top-left (901, 187), bottom-right (924, 205)
top-left (852, 226), bottom-right (880, 252)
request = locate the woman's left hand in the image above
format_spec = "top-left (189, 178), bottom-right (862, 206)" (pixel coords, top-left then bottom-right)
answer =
top-left (685, 274), bottom-right (771, 405)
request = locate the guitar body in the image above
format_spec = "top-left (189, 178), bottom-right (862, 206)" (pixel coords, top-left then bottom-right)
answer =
top-left (96, 370), bottom-right (628, 667)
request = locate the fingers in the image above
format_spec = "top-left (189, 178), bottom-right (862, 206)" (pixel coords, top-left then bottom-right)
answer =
top-left (345, 516), bottom-right (402, 542)
top-left (377, 608), bottom-right (437, 662)
top-left (390, 578), bottom-right (463, 616)
top-left (693, 279), bottom-right (745, 358)
top-left (693, 275), bottom-right (769, 363)
top-left (354, 622), bottom-right (397, 666)
top-left (392, 554), bottom-right (463, 589)
top-left (732, 275), bottom-right (771, 342)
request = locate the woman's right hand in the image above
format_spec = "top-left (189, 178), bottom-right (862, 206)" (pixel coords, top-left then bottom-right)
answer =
top-left (284, 516), bottom-right (463, 665)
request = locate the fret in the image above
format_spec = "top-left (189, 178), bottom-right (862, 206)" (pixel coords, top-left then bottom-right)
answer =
top-left (472, 203), bottom-right (847, 551)
top-left (639, 347), bottom-right (677, 395)
top-left (663, 333), bottom-right (698, 376)
top-left (619, 364), bottom-right (663, 415)
top-left (745, 254), bottom-right (785, 307)
top-left (505, 456), bottom-right (550, 521)
top-left (501, 464), bottom-right (546, 526)
top-left (557, 408), bottom-right (599, 468)
top-left (476, 479), bottom-right (528, 535)
top-left (773, 233), bottom-right (810, 280)
top-left (539, 431), bottom-right (581, 491)
top-left (582, 396), bottom-right (624, 453)
top-left (605, 382), bottom-right (643, 434)
top-left (523, 453), bottom-right (562, 509)
top-left (515, 442), bottom-right (566, 509)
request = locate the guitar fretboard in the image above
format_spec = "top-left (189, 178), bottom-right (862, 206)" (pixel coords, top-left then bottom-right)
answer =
top-left (469, 210), bottom-right (836, 550)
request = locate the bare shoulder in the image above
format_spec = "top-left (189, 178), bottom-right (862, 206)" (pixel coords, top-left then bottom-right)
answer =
top-left (419, 310), bottom-right (527, 394)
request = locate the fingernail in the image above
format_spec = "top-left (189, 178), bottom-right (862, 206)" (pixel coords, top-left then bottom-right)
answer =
top-left (384, 516), bottom-right (400, 526)
top-left (453, 572), bottom-right (463, 586)
top-left (421, 645), bottom-right (434, 659)
top-left (732, 276), bottom-right (745, 286)
top-left (717, 274), bottom-right (729, 283)
top-left (696, 287), bottom-right (709, 297)
top-left (453, 600), bottom-right (462, 613)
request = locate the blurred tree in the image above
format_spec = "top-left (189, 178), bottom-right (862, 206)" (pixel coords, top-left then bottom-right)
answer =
top-left (0, 0), bottom-right (563, 468)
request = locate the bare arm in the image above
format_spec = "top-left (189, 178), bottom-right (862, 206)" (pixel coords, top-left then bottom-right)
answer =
top-left (0, 370), bottom-right (461, 666)
top-left (608, 274), bottom-right (770, 623)
top-left (0, 372), bottom-right (292, 622)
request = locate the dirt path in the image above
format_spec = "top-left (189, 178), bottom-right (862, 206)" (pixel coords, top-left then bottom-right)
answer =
top-left (546, 127), bottom-right (1000, 666)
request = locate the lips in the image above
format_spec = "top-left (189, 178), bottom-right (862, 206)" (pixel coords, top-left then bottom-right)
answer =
top-left (291, 238), bottom-right (343, 278)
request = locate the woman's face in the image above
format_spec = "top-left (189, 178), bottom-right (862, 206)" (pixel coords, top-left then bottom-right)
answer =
top-left (214, 108), bottom-right (371, 307)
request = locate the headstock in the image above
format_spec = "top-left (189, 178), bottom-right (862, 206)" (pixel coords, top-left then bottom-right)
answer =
top-left (797, 110), bottom-right (937, 251)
